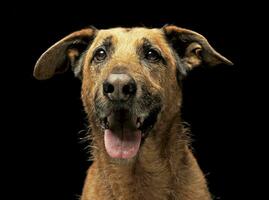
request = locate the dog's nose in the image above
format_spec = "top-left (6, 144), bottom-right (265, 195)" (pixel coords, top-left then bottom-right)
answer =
top-left (103, 74), bottom-right (137, 101)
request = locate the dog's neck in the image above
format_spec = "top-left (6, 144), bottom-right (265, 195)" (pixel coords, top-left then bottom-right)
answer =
top-left (90, 112), bottom-right (190, 199)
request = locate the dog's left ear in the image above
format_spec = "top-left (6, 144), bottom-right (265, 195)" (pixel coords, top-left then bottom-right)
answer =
top-left (163, 25), bottom-right (233, 70)
top-left (34, 28), bottom-right (96, 80)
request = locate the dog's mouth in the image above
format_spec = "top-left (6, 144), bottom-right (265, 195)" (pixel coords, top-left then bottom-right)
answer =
top-left (100, 107), bottom-right (160, 159)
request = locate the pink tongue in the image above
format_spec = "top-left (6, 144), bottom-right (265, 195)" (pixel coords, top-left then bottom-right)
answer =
top-left (104, 129), bottom-right (142, 159)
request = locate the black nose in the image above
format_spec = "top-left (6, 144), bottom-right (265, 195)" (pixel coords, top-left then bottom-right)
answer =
top-left (103, 73), bottom-right (137, 101)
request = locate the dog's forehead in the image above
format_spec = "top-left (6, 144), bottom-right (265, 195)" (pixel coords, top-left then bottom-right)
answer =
top-left (95, 27), bottom-right (165, 45)
top-left (87, 27), bottom-right (175, 66)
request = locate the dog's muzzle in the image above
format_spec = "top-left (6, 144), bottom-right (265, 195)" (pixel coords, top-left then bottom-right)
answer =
top-left (101, 73), bottom-right (140, 159)
top-left (97, 73), bottom-right (161, 160)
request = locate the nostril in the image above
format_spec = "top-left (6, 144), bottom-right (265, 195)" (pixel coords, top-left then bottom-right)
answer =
top-left (122, 83), bottom-right (137, 95)
top-left (103, 82), bottom-right (114, 94)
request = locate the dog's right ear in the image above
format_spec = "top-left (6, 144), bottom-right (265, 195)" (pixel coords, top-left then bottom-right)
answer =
top-left (162, 25), bottom-right (233, 73)
top-left (33, 28), bottom-right (96, 80)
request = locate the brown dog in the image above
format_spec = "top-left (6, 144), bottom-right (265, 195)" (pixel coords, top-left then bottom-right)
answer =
top-left (34, 25), bottom-right (232, 200)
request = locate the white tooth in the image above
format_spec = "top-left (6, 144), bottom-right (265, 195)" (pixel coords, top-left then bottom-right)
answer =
top-left (136, 122), bottom-right (141, 128)
top-left (105, 121), bottom-right (109, 129)
top-left (140, 117), bottom-right (145, 124)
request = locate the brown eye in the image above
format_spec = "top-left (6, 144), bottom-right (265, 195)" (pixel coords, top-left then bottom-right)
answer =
top-left (145, 49), bottom-right (161, 62)
top-left (93, 48), bottom-right (107, 62)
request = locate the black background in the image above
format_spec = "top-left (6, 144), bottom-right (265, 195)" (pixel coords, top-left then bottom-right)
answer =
top-left (4, 1), bottom-right (252, 199)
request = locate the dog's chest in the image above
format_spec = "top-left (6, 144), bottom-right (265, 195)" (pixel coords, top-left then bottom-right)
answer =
top-left (100, 166), bottom-right (174, 200)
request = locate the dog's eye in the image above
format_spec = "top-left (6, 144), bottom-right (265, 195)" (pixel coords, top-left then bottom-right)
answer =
top-left (145, 49), bottom-right (161, 62)
top-left (93, 48), bottom-right (107, 62)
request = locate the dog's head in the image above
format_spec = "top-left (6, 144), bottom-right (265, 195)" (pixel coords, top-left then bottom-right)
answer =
top-left (34, 26), bottom-right (232, 160)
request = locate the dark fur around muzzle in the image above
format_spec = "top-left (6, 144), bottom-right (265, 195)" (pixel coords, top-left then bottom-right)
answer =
top-left (94, 81), bottom-right (162, 133)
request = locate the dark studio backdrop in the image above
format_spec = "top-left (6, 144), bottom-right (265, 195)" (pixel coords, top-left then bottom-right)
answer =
top-left (5, 1), bottom-right (248, 199)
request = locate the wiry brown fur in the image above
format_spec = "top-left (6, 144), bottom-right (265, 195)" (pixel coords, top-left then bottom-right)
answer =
top-left (80, 28), bottom-right (211, 200)
top-left (34, 26), bottom-right (233, 200)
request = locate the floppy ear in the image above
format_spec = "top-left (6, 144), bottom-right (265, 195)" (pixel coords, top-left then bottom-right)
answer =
top-left (163, 25), bottom-right (233, 71)
top-left (33, 28), bottom-right (96, 80)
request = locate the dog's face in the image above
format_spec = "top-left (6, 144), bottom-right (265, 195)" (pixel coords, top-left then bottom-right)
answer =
top-left (34, 26), bottom-right (232, 160)
top-left (82, 28), bottom-right (179, 159)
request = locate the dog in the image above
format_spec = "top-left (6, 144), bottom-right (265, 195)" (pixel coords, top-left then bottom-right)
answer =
top-left (33, 25), bottom-right (232, 200)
